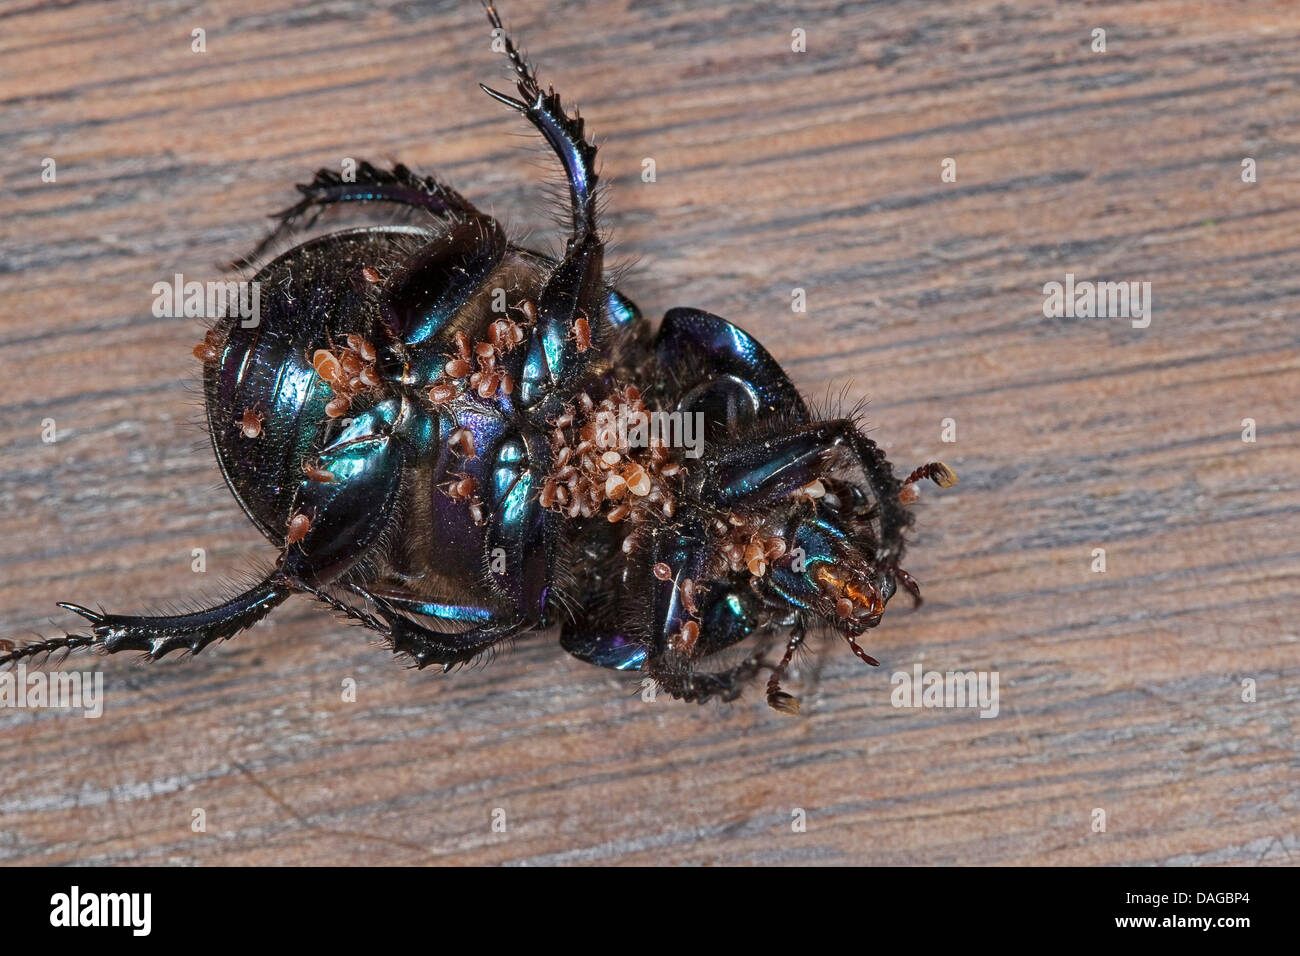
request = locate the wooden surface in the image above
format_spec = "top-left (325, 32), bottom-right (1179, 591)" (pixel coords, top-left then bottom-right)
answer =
top-left (2, 0), bottom-right (1298, 866)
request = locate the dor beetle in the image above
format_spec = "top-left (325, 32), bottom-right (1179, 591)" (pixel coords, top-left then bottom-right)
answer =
top-left (8, 4), bottom-right (956, 713)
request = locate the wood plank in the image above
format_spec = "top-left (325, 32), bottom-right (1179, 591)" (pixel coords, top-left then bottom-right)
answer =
top-left (1, 0), bottom-right (1296, 865)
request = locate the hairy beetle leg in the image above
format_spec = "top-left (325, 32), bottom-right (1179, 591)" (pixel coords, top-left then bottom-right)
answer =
top-left (232, 161), bottom-right (482, 269)
top-left (481, 2), bottom-right (599, 242)
top-left (895, 566), bottom-right (923, 608)
top-left (382, 608), bottom-right (527, 670)
top-left (764, 616), bottom-right (807, 716)
top-left (1, 575), bottom-right (295, 668)
top-left (649, 655), bottom-right (764, 705)
top-left (0, 633), bottom-right (99, 668)
top-left (899, 461), bottom-right (958, 504)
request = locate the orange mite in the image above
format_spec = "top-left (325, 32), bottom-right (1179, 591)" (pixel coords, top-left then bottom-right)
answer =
top-left (428, 382), bottom-right (457, 404)
top-left (454, 331), bottom-right (473, 361)
top-left (286, 511), bottom-right (312, 546)
top-left (193, 330), bottom-right (221, 363)
top-left (540, 479), bottom-right (560, 508)
top-left (239, 408), bottom-right (264, 439)
top-left (680, 577), bottom-right (699, 616)
top-left (670, 620), bottom-right (700, 655)
top-left (573, 315), bottom-right (591, 352)
top-left (346, 333), bottom-right (377, 362)
top-left (302, 460), bottom-right (334, 483)
top-left (312, 349), bottom-right (347, 388)
top-left (449, 427), bottom-right (476, 458)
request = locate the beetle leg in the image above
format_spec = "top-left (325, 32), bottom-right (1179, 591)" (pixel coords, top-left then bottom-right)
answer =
top-left (478, 5), bottom-right (609, 409)
top-left (232, 162), bottom-right (483, 269)
top-left (515, 243), bottom-right (605, 410)
top-left (480, 3), bottom-right (599, 243)
top-left (514, 176), bottom-right (607, 410)
top-left (480, 6), bottom-right (611, 411)
top-left (764, 614), bottom-right (807, 715)
top-left (340, 589), bottom-right (527, 670)
top-left (10, 406), bottom-right (410, 668)
top-left (389, 617), bottom-right (526, 671)
top-left (647, 654), bottom-right (766, 705)
top-left (700, 418), bottom-right (913, 567)
top-left (562, 580), bottom-right (763, 672)
top-left (559, 628), bottom-right (649, 671)
top-left (606, 522), bottom-right (771, 703)
top-left (301, 581), bottom-right (524, 671)
top-left (894, 566), bottom-right (923, 608)
top-left (654, 308), bottom-right (809, 425)
top-left (1, 575), bottom-right (295, 667)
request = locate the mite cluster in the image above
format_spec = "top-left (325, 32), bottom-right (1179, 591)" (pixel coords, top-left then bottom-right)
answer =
top-left (428, 305), bottom-right (532, 405)
top-left (541, 385), bottom-right (680, 527)
top-left (311, 334), bottom-right (381, 419)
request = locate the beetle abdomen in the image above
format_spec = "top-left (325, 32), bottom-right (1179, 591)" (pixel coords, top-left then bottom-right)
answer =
top-left (206, 226), bottom-right (429, 543)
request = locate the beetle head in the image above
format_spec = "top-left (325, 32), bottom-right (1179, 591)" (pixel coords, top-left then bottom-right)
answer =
top-left (752, 500), bottom-right (898, 636)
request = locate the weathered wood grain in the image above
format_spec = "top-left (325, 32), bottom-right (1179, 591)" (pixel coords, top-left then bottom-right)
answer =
top-left (1, 0), bottom-right (1297, 865)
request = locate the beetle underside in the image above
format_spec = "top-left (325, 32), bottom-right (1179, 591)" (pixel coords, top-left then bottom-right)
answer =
top-left (5, 4), bottom-right (955, 713)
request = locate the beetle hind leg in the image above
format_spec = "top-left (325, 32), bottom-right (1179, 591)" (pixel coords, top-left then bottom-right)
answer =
top-left (388, 616), bottom-right (527, 671)
top-left (2, 575), bottom-right (294, 668)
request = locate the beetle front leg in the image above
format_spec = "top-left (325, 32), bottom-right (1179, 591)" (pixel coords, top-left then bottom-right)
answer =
top-left (699, 417), bottom-right (915, 565)
top-left (643, 590), bottom-right (769, 705)
top-left (646, 654), bottom-right (766, 705)
top-left (626, 523), bottom-right (771, 704)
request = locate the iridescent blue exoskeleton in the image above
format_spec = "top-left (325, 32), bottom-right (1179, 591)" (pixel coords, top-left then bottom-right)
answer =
top-left (6, 5), bottom-right (955, 713)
